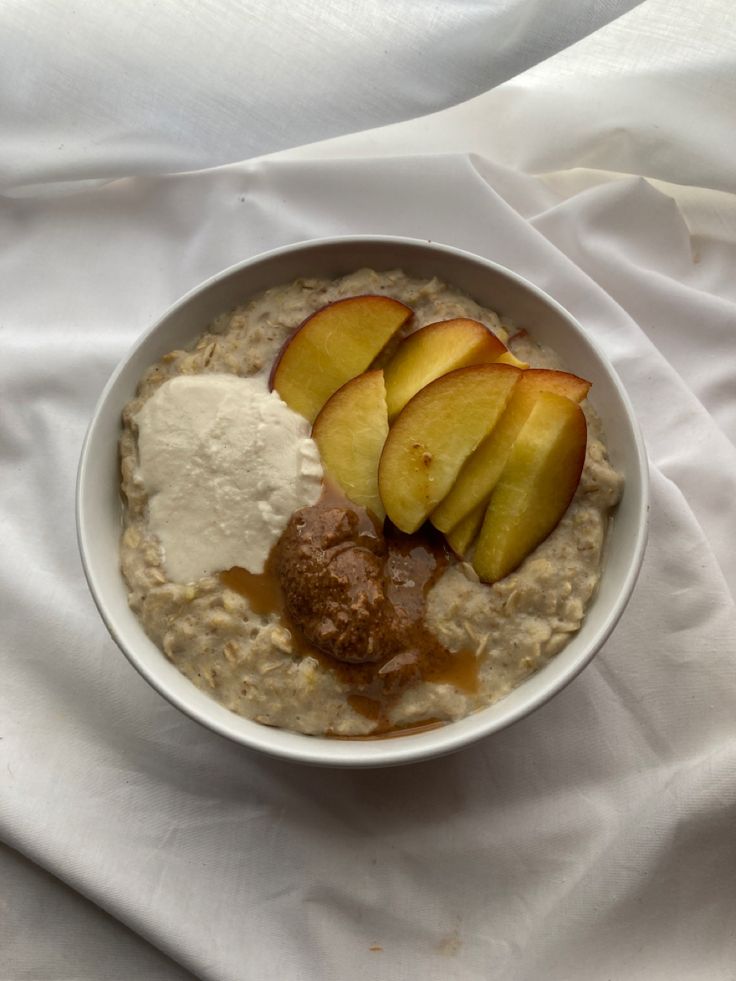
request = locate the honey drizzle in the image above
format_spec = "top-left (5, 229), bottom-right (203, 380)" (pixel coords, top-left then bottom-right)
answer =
top-left (219, 563), bottom-right (282, 617)
top-left (219, 494), bottom-right (479, 738)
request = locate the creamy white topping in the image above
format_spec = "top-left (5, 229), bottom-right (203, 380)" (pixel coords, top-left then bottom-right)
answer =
top-left (134, 374), bottom-right (323, 582)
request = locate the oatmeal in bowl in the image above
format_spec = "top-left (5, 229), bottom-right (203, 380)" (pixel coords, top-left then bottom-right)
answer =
top-left (77, 237), bottom-right (648, 766)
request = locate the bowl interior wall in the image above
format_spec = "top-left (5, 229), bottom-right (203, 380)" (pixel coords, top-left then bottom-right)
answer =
top-left (78, 238), bottom-right (647, 766)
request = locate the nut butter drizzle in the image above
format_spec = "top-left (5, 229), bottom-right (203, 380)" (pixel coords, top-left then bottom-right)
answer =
top-left (220, 485), bottom-right (479, 738)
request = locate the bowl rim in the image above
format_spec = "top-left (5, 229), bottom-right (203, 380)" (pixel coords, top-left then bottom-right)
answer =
top-left (76, 234), bottom-right (649, 767)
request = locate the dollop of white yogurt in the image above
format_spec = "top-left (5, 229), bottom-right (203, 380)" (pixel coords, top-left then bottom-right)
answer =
top-left (134, 373), bottom-right (323, 582)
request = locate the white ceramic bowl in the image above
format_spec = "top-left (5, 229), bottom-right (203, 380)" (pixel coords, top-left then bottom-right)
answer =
top-left (77, 236), bottom-right (648, 767)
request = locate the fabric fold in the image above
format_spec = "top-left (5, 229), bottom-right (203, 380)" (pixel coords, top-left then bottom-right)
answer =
top-left (2, 143), bottom-right (735, 979)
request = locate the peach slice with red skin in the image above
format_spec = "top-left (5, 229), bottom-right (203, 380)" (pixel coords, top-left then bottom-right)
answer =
top-left (472, 392), bottom-right (587, 583)
top-left (270, 294), bottom-right (412, 422)
top-left (518, 368), bottom-right (591, 402)
top-left (431, 369), bottom-right (591, 538)
top-left (311, 370), bottom-right (389, 520)
top-left (378, 363), bottom-right (522, 533)
top-left (383, 318), bottom-right (507, 421)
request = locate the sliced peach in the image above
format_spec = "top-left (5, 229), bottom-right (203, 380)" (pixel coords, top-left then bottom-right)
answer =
top-left (383, 318), bottom-right (507, 420)
top-left (446, 502), bottom-right (486, 558)
top-left (518, 368), bottom-right (591, 402)
top-left (473, 392), bottom-right (587, 583)
top-left (311, 370), bottom-right (389, 520)
top-left (378, 363), bottom-right (521, 533)
top-left (431, 369), bottom-right (590, 534)
top-left (270, 295), bottom-right (412, 422)
top-left (495, 350), bottom-right (529, 369)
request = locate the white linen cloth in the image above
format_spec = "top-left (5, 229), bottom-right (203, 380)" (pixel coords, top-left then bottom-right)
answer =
top-left (1, 0), bottom-right (640, 190)
top-left (2, 1), bottom-right (736, 979)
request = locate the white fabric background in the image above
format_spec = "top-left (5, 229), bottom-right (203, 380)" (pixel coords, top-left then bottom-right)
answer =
top-left (1, 0), bottom-right (641, 190)
top-left (2, 1), bottom-right (735, 979)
